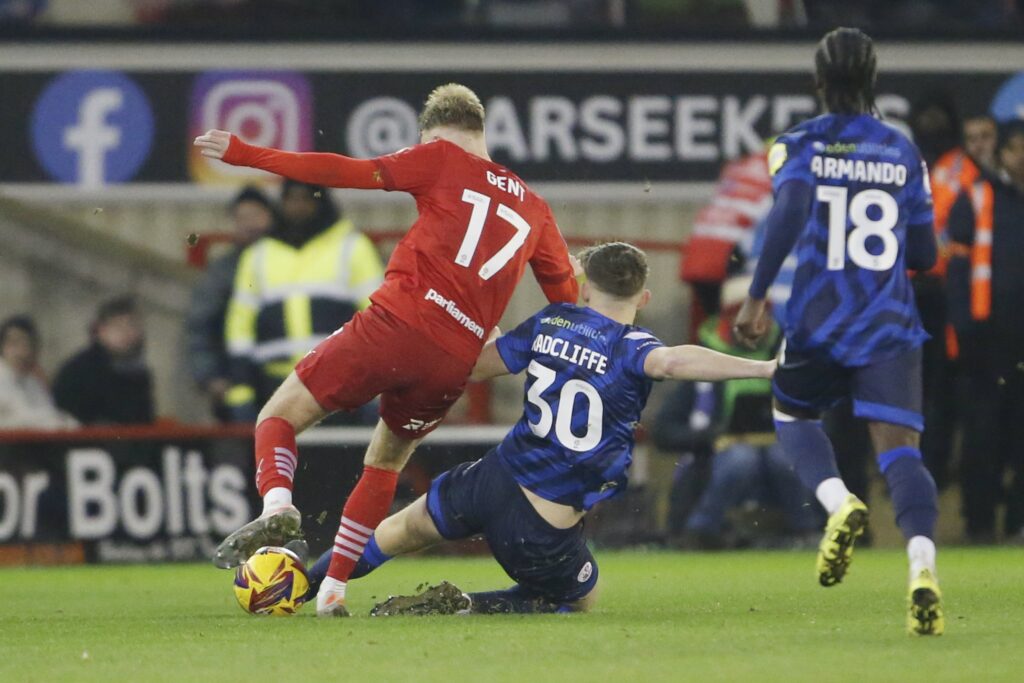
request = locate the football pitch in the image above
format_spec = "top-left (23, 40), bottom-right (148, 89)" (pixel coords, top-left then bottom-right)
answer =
top-left (4, 548), bottom-right (1023, 683)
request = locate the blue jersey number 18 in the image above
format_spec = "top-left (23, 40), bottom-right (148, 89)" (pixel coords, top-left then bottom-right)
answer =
top-left (818, 185), bottom-right (899, 272)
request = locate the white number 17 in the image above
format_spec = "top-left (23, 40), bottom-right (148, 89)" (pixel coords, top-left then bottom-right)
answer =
top-left (457, 189), bottom-right (532, 280)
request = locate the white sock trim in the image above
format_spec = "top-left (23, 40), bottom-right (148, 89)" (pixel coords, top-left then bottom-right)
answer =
top-left (332, 546), bottom-right (362, 562)
top-left (262, 487), bottom-right (292, 514)
top-left (316, 577), bottom-right (347, 607)
top-left (815, 477), bottom-right (851, 516)
top-left (340, 516), bottom-right (374, 535)
top-left (908, 535), bottom-right (937, 576)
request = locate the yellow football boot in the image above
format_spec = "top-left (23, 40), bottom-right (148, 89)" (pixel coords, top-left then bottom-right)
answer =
top-left (816, 494), bottom-right (869, 587)
top-left (907, 569), bottom-right (944, 636)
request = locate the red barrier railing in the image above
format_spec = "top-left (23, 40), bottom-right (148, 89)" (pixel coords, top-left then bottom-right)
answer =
top-left (0, 422), bottom-right (254, 443)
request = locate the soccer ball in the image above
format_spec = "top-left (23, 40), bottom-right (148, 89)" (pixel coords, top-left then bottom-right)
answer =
top-left (233, 546), bottom-right (310, 616)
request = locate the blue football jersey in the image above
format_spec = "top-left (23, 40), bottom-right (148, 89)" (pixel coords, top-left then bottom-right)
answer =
top-left (494, 303), bottom-right (663, 511)
top-left (768, 113), bottom-right (932, 366)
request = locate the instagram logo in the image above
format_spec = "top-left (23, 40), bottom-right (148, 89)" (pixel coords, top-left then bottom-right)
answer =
top-left (189, 71), bottom-right (312, 185)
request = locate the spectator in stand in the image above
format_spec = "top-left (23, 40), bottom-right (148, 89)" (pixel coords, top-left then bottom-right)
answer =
top-left (680, 146), bottom-right (772, 330)
top-left (910, 93), bottom-right (960, 169)
top-left (223, 181), bottom-right (384, 421)
top-left (933, 114), bottom-right (999, 237)
top-left (652, 275), bottom-right (820, 549)
top-left (922, 112), bottom-right (999, 488)
top-left (0, 315), bottom-right (76, 429)
top-left (53, 296), bottom-right (154, 425)
top-left (186, 186), bottom-right (274, 421)
top-left (908, 93), bottom-right (962, 493)
top-left (948, 120), bottom-right (1024, 543)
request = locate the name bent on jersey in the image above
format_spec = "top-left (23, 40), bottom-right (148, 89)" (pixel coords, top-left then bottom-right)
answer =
top-left (494, 303), bottom-right (664, 511)
top-left (769, 113), bottom-right (933, 365)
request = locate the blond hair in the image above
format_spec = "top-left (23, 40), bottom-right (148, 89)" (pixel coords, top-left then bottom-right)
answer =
top-left (418, 83), bottom-right (485, 133)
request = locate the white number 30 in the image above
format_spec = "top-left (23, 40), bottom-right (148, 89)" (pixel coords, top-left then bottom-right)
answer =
top-left (818, 186), bottom-right (899, 272)
top-left (526, 361), bottom-right (604, 452)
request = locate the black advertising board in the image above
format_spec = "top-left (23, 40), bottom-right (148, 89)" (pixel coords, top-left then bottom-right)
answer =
top-left (0, 428), bottom-right (495, 564)
top-left (4, 66), bottom-right (1023, 187)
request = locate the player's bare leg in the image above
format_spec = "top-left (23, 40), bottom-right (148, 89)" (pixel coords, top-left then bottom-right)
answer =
top-left (358, 496), bottom-right (472, 617)
top-left (306, 493), bottom-right (601, 616)
top-left (868, 421), bottom-right (943, 635)
top-left (213, 373), bottom-right (326, 568)
top-left (373, 495), bottom-right (445, 554)
top-left (316, 420), bottom-right (423, 616)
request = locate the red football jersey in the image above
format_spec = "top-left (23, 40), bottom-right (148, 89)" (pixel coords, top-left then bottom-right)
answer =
top-left (370, 140), bottom-right (577, 364)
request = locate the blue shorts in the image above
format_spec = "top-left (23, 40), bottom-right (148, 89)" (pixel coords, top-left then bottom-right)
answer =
top-left (426, 450), bottom-right (598, 604)
top-left (772, 344), bottom-right (924, 431)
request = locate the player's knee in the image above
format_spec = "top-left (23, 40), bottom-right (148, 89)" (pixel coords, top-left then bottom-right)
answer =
top-left (257, 373), bottom-right (325, 431)
top-left (868, 421), bottom-right (920, 453)
top-left (569, 579), bottom-right (600, 613)
top-left (382, 497), bottom-right (442, 554)
top-left (397, 505), bottom-right (425, 538)
top-left (364, 420), bottom-right (419, 470)
top-left (364, 449), bottom-right (408, 470)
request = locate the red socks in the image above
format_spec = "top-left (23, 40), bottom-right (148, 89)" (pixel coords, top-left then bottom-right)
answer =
top-left (326, 466), bottom-right (400, 582)
top-left (255, 418), bottom-right (400, 585)
top-left (254, 417), bottom-right (298, 497)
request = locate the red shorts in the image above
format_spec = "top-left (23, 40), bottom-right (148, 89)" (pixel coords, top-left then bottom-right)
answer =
top-left (295, 305), bottom-right (475, 437)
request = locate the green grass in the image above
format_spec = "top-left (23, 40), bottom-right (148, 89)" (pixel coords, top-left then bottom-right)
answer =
top-left (3, 548), bottom-right (1024, 682)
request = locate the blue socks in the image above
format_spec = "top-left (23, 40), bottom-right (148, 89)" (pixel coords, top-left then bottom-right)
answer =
top-left (304, 535), bottom-right (392, 600)
top-left (352, 535), bottom-right (392, 578)
top-left (878, 447), bottom-right (938, 540)
top-left (775, 416), bottom-right (938, 541)
top-left (774, 417), bottom-right (842, 492)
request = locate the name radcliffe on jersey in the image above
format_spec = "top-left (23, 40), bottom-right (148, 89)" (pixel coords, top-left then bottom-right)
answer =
top-left (531, 333), bottom-right (609, 374)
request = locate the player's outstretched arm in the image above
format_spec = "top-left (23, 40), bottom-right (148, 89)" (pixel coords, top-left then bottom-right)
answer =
top-left (643, 344), bottom-right (775, 382)
top-left (193, 130), bottom-right (384, 189)
top-left (470, 335), bottom-right (512, 382)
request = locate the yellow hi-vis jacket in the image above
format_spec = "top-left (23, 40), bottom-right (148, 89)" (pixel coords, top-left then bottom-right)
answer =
top-left (223, 218), bottom-right (383, 417)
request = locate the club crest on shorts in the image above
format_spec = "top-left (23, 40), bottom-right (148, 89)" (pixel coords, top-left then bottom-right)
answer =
top-left (577, 561), bottom-right (593, 583)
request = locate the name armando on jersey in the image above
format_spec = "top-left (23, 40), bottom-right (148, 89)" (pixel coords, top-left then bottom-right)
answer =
top-left (811, 155), bottom-right (907, 186)
top-left (532, 334), bottom-right (609, 374)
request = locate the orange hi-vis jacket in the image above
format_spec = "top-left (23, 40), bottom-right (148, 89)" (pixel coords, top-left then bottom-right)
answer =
top-left (953, 179), bottom-right (995, 321)
top-left (930, 148), bottom-right (980, 278)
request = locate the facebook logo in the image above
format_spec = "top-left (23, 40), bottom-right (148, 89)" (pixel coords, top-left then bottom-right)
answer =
top-left (31, 70), bottom-right (154, 187)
